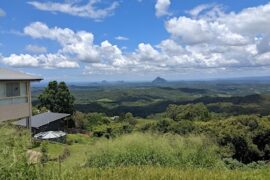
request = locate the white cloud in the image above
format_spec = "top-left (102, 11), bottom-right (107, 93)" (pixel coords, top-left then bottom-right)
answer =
top-left (115, 36), bottom-right (129, 41)
top-left (163, 3), bottom-right (270, 70)
top-left (28, 0), bottom-right (119, 21)
top-left (25, 44), bottom-right (47, 54)
top-left (2, 54), bottom-right (39, 67)
top-left (2, 53), bottom-right (79, 68)
top-left (188, 4), bottom-right (213, 17)
top-left (24, 22), bottom-right (100, 62)
top-left (4, 3), bottom-right (270, 77)
top-left (187, 4), bottom-right (224, 19)
top-left (155, 0), bottom-right (171, 17)
top-left (0, 8), bottom-right (6, 17)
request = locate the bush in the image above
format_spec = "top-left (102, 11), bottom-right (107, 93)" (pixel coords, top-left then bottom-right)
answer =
top-left (59, 146), bottom-right (70, 162)
top-left (86, 113), bottom-right (110, 131)
top-left (138, 122), bottom-right (156, 132)
top-left (93, 123), bottom-right (134, 138)
top-left (166, 103), bottom-right (211, 121)
top-left (66, 134), bottom-right (89, 144)
top-left (199, 115), bottom-right (270, 163)
top-left (40, 141), bottom-right (49, 164)
top-left (156, 119), bottom-right (174, 133)
top-left (171, 120), bottom-right (197, 135)
top-left (223, 158), bottom-right (245, 169)
top-left (85, 133), bottom-right (224, 168)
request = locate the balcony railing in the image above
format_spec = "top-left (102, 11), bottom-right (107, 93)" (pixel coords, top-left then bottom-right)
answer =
top-left (0, 96), bottom-right (28, 106)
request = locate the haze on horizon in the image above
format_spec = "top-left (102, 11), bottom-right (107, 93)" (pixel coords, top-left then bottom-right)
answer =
top-left (1, 0), bottom-right (270, 82)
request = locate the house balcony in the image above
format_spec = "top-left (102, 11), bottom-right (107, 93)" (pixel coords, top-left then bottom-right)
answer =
top-left (0, 96), bottom-right (28, 105)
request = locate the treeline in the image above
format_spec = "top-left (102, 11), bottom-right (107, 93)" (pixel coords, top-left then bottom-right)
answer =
top-left (75, 94), bottom-right (270, 117)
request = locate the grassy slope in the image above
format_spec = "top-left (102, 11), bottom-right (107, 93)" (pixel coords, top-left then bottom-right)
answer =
top-left (36, 133), bottom-right (270, 180)
top-left (47, 167), bottom-right (270, 180)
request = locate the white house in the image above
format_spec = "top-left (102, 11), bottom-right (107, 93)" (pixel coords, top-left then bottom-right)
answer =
top-left (0, 68), bottom-right (43, 128)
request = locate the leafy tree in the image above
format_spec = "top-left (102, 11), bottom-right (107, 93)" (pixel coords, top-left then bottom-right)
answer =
top-left (86, 113), bottom-right (110, 131)
top-left (125, 112), bottom-right (133, 119)
top-left (72, 111), bottom-right (87, 129)
top-left (124, 112), bottom-right (137, 126)
top-left (32, 106), bottom-right (48, 115)
top-left (166, 103), bottom-right (210, 121)
top-left (200, 115), bottom-right (270, 163)
top-left (156, 119), bottom-right (173, 133)
top-left (39, 81), bottom-right (75, 114)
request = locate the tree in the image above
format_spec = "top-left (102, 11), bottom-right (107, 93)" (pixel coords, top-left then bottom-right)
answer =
top-left (38, 81), bottom-right (75, 114)
top-left (72, 111), bottom-right (87, 129)
top-left (166, 103), bottom-right (210, 121)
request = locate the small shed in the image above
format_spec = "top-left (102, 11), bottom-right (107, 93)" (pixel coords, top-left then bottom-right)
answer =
top-left (14, 112), bottom-right (70, 134)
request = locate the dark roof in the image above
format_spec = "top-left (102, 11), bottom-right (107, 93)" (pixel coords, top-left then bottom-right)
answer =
top-left (14, 112), bottom-right (70, 128)
top-left (0, 68), bottom-right (43, 81)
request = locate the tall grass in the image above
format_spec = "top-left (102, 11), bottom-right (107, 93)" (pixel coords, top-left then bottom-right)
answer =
top-left (0, 125), bottom-right (40, 179)
top-left (46, 166), bottom-right (270, 180)
top-left (85, 133), bottom-right (224, 168)
top-left (1, 126), bottom-right (269, 180)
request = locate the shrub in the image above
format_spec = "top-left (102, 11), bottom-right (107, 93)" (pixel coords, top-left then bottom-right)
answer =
top-left (172, 120), bottom-right (197, 135)
top-left (86, 113), bottom-right (110, 131)
top-left (59, 146), bottom-right (70, 162)
top-left (40, 141), bottom-right (49, 164)
top-left (139, 122), bottom-right (156, 132)
top-left (166, 103), bottom-right (211, 121)
top-left (199, 115), bottom-right (270, 163)
top-left (93, 123), bottom-right (134, 138)
top-left (156, 119), bottom-right (174, 133)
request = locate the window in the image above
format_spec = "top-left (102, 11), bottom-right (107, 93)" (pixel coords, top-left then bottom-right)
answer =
top-left (6, 82), bottom-right (20, 97)
top-left (20, 82), bottom-right (27, 96)
top-left (0, 82), bottom-right (27, 97)
top-left (0, 82), bottom-right (5, 97)
top-left (0, 82), bottom-right (28, 105)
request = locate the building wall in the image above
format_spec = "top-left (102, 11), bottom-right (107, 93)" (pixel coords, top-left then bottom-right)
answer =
top-left (0, 81), bottom-right (31, 122)
top-left (0, 103), bottom-right (30, 122)
top-left (35, 119), bottom-right (65, 133)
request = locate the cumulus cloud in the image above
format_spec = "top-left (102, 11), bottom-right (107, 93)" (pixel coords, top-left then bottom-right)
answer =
top-left (25, 44), bottom-right (47, 54)
top-left (2, 53), bottom-right (79, 68)
top-left (155, 0), bottom-right (171, 17)
top-left (163, 3), bottom-right (270, 70)
top-left (187, 4), bottom-right (224, 19)
top-left (24, 22), bottom-right (100, 62)
top-left (28, 0), bottom-right (119, 21)
top-left (4, 3), bottom-right (270, 76)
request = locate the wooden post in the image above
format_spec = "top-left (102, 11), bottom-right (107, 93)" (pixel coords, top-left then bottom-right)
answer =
top-left (27, 81), bottom-right (32, 138)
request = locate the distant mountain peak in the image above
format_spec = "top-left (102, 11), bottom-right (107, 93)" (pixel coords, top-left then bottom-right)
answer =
top-left (152, 76), bottom-right (167, 84)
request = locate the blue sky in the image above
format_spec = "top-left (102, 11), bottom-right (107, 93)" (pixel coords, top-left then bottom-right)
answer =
top-left (1, 0), bottom-right (270, 82)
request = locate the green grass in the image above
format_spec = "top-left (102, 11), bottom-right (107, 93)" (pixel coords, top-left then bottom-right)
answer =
top-left (37, 133), bottom-right (223, 169)
top-left (84, 133), bottom-right (224, 168)
top-left (34, 143), bottom-right (65, 159)
top-left (1, 125), bottom-right (270, 180)
top-left (42, 166), bottom-right (270, 180)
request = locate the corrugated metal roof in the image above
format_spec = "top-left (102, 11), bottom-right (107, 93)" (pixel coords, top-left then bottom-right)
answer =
top-left (0, 68), bottom-right (43, 81)
top-left (14, 112), bottom-right (70, 128)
